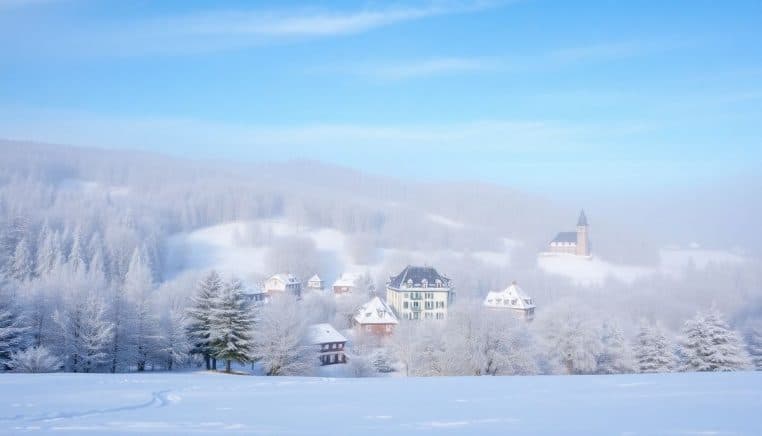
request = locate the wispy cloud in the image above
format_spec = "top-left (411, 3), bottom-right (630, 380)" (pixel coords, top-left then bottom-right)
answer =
top-left (3, 1), bottom-right (509, 57)
top-left (330, 57), bottom-right (502, 80)
top-left (321, 40), bottom-right (683, 81)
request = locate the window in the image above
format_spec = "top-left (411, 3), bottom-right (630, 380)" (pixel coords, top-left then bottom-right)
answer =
top-left (436, 312), bottom-right (444, 320)
top-left (403, 302), bottom-right (408, 309)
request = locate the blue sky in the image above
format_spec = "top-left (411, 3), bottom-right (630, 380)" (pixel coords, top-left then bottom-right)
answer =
top-left (1, 0), bottom-right (761, 194)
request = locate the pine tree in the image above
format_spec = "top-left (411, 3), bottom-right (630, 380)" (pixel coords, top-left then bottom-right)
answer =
top-left (10, 237), bottom-right (33, 281)
top-left (186, 270), bottom-right (223, 370)
top-left (123, 248), bottom-right (159, 371)
top-left (68, 230), bottom-right (85, 273)
top-left (0, 291), bottom-right (28, 370)
top-left (679, 309), bottom-right (750, 372)
top-left (160, 302), bottom-right (191, 371)
top-left (35, 225), bottom-right (56, 277)
top-left (54, 292), bottom-right (114, 373)
top-left (744, 321), bottom-right (762, 371)
top-left (633, 323), bottom-right (674, 373)
top-left (209, 278), bottom-right (254, 373)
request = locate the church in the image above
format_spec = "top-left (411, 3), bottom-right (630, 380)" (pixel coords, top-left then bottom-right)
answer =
top-left (546, 210), bottom-right (591, 257)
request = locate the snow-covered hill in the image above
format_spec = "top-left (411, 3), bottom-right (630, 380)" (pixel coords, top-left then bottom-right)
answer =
top-left (1, 372), bottom-right (760, 434)
top-left (165, 219), bottom-right (516, 285)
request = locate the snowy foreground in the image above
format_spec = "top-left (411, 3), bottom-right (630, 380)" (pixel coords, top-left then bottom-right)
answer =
top-left (1, 372), bottom-right (761, 435)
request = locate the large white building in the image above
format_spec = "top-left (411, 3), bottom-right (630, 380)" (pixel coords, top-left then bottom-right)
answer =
top-left (483, 281), bottom-right (536, 319)
top-left (386, 265), bottom-right (454, 321)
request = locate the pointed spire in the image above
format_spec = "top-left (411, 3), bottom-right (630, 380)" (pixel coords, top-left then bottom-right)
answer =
top-left (577, 209), bottom-right (588, 227)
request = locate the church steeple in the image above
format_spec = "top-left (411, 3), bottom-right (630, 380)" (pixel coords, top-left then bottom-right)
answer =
top-left (577, 209), bottom-right (588, 227)
top-left (576, 209), bottom-right (590, 256)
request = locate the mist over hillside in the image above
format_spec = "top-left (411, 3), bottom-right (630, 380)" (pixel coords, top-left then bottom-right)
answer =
top-left (1, 139), bottom-right (760, 331)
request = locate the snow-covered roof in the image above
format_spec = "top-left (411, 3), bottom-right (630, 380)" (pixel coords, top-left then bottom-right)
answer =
top-left (551, 232), bottom-right (578, 244)
top-left (388, 265), bottom-right (451, 289)
top-left (308, 274), bottom-right (322, 283)
top-left (269, 273), bottom-right (300, 284)
top-left (307, 323), bottom-right (347, 345)
top-left (483, 282), bottom-right (536, 311)
top-left (353, 296), bottom-right (399, 326)
top-left (333, 273), bottom-right (360, 288)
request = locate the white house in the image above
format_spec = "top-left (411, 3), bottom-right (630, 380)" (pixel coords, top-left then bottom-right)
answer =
top-left (264, 273), bottom-right (302, 298)
top-left (353, 296), bottom-right (399, 336)
top-left (483, 281), bottom-right (536, 319)
top-left (332, 273), bottom-right (360, 295)
top-left (386, 265), bottom-right (454, 321)
top-left (306, 323), bottom-right (347, 366)
top-left (307, 274), bottom-right (324, 291)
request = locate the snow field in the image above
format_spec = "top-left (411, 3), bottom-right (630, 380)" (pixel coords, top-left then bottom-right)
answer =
top-left (0, 371), bottom-right (760, 435)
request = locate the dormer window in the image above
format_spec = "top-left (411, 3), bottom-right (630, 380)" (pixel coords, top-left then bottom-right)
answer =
top-left (422, 279), bottom-right (428, 288)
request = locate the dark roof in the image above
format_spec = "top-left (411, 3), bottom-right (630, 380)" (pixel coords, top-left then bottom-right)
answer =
top-left (577, 209), bottom-right (588, 227)
top-left (388, 265), bottom-right (451, 289)
top-left (551, 232), bottom-right (578, 244)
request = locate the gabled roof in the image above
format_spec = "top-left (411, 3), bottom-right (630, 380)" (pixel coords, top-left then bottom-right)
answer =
top-left (353, 296), bottom-right (399, 325)
top-left (388, 265), bottom-right (451, 289)
top-left (333, 273), bottom-right (360, 288)
top-left (307, 323), bottom-right (347, 344)
top-left (484, 282), bottom-right (536, 310)
top-left (551, 232), bottom-right (578, 244)
top-left (269, 273), bottom-right (300, 284)
top-left (577, 209), bottom-right (588, 227)
top-left (308, 274), bottom-right (322, 283)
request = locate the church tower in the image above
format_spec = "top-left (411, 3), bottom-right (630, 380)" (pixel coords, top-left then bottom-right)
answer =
top-left (575, 209), bottom-right (590, 256)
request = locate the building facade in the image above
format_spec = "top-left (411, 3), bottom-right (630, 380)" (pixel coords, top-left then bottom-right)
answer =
top-left (386, 265), bottom-right (454, 321)
top-left (547, 210), bottom-right (591, 257)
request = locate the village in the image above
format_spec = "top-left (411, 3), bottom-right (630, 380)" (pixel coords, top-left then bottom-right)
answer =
top-left (242, 211), bottom-right (591, 367)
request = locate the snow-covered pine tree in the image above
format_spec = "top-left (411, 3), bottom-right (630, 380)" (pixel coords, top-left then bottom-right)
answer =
top-left (34, 225), bottom-right (57, 277)
top-left (679, 309), bottom-right (750, 372)
top-left (209, 278), bottom-right (254, 373)
top-left (68, 229), bottom-right (85, 273)
top-left (160, 301), bottom-right (191, 371)
top-left (122, 248), bottom-right (160, 371)
top-left (633, 323), bottom-right (674, 373)
top-left (186, 270), bottom-right (223, 370)
top-left (0, 290), bottom-right (28, 370)
top-left (597, 321), bottom-right (632, 374)
top-left (744, 321), bottom-right (762, 370)
top-left (54, 292), bottom-right (114, 372)
top-left (10, 237), bottom-right (34, 282)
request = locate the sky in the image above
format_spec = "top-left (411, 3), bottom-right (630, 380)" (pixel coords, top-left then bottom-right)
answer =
top-left (1, 0), bottom-right (761, 195)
